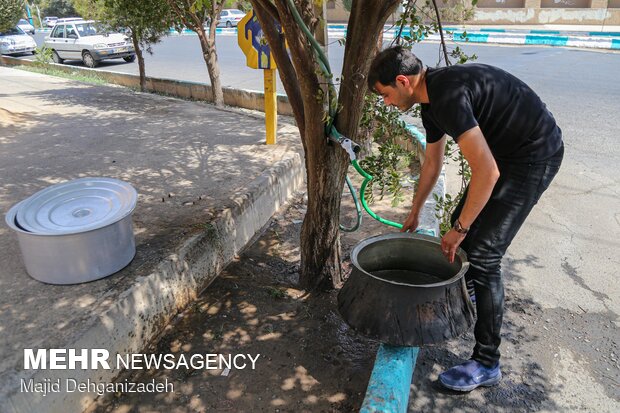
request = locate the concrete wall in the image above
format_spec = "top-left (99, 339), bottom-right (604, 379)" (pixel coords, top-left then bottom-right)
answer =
top-left (0, 56), bottom-right (294, 117)
top-left (326, 0), bottom-right (620, 25)
top-left (472, 8), bottom-right (620, 25)
top-left (477, 0), bottom-right (525, 7)
top-left (326, 1), bottom-right (403, 24)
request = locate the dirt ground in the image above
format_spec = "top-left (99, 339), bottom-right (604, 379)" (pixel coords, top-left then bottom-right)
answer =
top-left (91, 165), bottom-right (416, 413)
top-left (92, 167), bottom-right (618, 413)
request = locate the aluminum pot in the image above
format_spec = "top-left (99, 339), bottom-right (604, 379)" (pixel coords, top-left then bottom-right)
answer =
top-left (5, 177), bottom-right (137, 285)
top-left (6, 201), bottom-right (136, 284)
top-left (337, 232), bottom-right (475, 346)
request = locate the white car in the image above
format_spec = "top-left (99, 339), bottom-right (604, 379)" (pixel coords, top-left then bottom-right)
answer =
top-left (0, 26), bottom-right (37, 55)
top-left (43, 20), bottom-right (135, 68)
top-left (43, 17), bottom-right (59, 28)
top-left (17, 19), bottom-right (35, 35)
top-left (218, 9), bottom-right (245, 28)
top-left (55, 17), bottom-right (84, 25)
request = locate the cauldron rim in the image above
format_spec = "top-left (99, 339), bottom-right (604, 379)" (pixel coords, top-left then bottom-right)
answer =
top-left (350, 232), bottom-right (470, 288)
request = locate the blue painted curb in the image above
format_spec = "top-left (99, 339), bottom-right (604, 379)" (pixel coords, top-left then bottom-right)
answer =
top-left (361, 346), bottom-right (420, 413)
top-left (405, 123), bottom-right (427, 150)
top-left (529, 29), bottom-right (561, 34)
top-left (454, 31), bottom-right (489, 43)
top-left (360, 123), bottom-right (436, 413)
top-left (414, 26), bottom-right (620, 37)
top-left (590, 31), bottom-right (620, 36)
top-left (525, 34), bottom-right (568, 46)
top-left (327, 24), bottom-right (619, 50)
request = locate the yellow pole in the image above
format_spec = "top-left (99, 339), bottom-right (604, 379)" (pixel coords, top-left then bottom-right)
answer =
top-left (264, 69), bottom-right (277, 145)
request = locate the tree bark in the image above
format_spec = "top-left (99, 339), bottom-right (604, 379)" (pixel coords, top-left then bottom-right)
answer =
top-left (250, 0), bottom-right (400, 291)
top-left (273, 0), bottom-right (348, 291)
top-left (131, 32), bottom-right (146, 92)
top-left (167, 0), bottom-right (224, 106)
top-left (338, 0), bottom-right (400, 139)
top-left (195, 25), bottom-right (224, 106)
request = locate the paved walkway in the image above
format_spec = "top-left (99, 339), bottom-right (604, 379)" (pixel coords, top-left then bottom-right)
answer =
top-left (0, 66), bottom-right (304, 413)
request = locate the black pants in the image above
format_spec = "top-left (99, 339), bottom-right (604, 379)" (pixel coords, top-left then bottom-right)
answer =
top-left (450, 145), bottom-right (564, 367)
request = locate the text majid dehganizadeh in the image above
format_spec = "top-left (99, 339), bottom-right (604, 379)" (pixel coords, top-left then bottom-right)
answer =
top-left (21, 348), bottom-right (260, 397)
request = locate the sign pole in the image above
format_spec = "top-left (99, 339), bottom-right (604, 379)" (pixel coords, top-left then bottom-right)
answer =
top-left (238, 10), bottom-right (280, 146)
top-left (264, 69), bottom-right (277, 145)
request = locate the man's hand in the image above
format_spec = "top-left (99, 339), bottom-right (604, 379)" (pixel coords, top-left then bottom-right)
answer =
top-left (401, 137), bottom-right (446, 233)
top-left (400, 209), bottom-right (420, 233)
top-left (441, 229), bottom-right (466, 263)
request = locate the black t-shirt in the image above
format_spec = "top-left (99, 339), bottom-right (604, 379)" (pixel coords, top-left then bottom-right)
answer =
top-left (420, 64), bottom-right (562, 162)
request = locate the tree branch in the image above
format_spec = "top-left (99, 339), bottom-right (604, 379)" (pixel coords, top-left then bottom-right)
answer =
top-left (274, 0), bottom-right (320, 95)
top-left (430, 0), bottom-right (451, 66)
top-left (251, 1), bottom-right (306, 133)
top-left (337, 0), bottom-right (401, 142)
top-left (251, 0), bottom-right (280, 23)
top-left (393, 0), bottom-right (414, 46)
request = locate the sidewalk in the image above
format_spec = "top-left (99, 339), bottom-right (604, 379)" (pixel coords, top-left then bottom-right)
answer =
top-left (0, 66), bottom-right (304, 413)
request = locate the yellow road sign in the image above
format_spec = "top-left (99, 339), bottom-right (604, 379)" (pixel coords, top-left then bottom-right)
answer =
top-left (237, 10), bottom-right (277, 70)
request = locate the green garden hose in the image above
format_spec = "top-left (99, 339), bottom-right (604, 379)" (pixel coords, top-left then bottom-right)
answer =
top-left (351, 160), bottom-right (404, 229)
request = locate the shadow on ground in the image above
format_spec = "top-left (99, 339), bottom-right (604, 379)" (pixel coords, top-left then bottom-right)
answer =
top-left (0, 77), bottom-right (298, 387)
top-left (92, 191), bottom-right (569, 412)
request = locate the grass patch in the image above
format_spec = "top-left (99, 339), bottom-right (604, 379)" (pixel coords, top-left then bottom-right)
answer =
top-left (266, 287), bottom-right (287, 300)
top-left (16, 64), bottom-right (108, 86)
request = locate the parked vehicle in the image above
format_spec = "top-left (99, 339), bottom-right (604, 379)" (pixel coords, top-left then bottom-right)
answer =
top-left (43, 20), bottom-right (135, 68)
top-left (17, 19), bottom-right (35, 35)
top-left (0, 27), bottom-right (37, 55)
top-left (43, 16), bottom-right (59, 28)
top-left (218, 9), bottom-right (245, 28)
top-left (54, 17), bottom-right (84, 25)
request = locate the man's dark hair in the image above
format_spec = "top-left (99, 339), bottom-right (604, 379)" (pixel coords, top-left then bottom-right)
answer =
top-left (367, 46), bottom-right (424, 93)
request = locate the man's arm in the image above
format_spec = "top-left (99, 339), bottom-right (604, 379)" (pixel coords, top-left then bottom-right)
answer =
top-left (401, 135), bottom-right (446, 232)
top-left (441, 126), bottom-right (500, 262)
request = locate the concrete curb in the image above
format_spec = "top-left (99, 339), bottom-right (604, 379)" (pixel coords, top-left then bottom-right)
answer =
top-left (0, 56), bottom-right (293, 116)
top-left (361, 124), bottom-right (444, 413)
top-left (443, 27), bottom-right (620, 36)
top-left (325, 25), bottom-right (620, 50)
top-left (1, 154), bottom-right (305, 413)
top-left (450, 30), bottom-right (620, 50)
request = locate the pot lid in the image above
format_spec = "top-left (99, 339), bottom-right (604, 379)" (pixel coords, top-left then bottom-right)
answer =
top-left (16, 177), bottom-right (137, 235)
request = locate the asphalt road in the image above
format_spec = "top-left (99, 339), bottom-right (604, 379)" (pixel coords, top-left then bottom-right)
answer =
top-left (14, 33), bottom-right (620, 409)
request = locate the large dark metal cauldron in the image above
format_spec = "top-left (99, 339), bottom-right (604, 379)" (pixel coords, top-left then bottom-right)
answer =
top-left (338, 232), bottom-right (475, 346)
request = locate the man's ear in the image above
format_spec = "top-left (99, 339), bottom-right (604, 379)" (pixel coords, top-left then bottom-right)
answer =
top-left (395, 74), bottom-right (409, 87)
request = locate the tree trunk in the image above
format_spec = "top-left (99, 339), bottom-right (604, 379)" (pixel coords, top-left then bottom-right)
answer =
top-left (303, 0), bottom-right (400, 291)
top-left (250, 0), bottom-right (400, 291)
top-left (299, 105), bottom-right (349, 291)
top-left (195, 26), bottom-right (224, 106)
top-left (131, 32), bottom-right (146, 92)
top-left (165, 1), bottom-right (224, 105)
